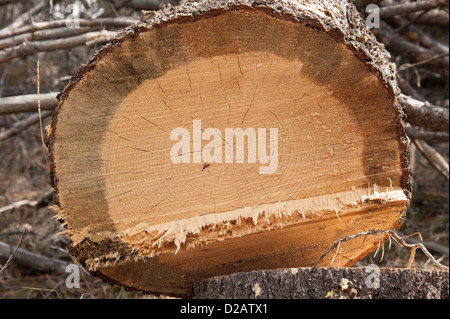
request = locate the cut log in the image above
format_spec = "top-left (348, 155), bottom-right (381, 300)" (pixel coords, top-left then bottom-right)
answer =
top-left (48, 0), bottom-right (412, 297)
top-left (190, 267), bottom-right (449, 299)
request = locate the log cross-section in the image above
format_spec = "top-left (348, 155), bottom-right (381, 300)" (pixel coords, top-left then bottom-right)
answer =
top-left (48, 0), bottom-right (412, 296)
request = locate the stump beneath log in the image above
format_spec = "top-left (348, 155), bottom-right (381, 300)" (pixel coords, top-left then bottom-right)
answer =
top-left (190, 267), bottom-right (449, 299)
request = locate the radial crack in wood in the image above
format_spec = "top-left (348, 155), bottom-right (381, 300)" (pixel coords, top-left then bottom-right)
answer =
top-left (48, 0), bottom-right (412, 296)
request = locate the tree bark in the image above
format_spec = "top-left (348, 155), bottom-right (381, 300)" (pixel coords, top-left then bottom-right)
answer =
top-left (189, 267), bottom-right (449, 299)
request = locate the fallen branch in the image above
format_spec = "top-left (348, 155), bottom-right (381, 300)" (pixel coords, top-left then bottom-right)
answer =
top-left (398, 76), bottom-right (427, 101)
top-left (408, 8), bottom-right (449, 26)
top-left (373, 22), bottom-right (449, 74)
top-left (0, 26), bottom-right (105, 50)
top-left (0, 189), bottom-right (53, 215)
top-left (0, 200), bottom-right (38, 215)
top-left (379, 0), bottom-right (449, 18)
top-left (389, 232), bottom-right (449, 270)
top-left (0, 241), bottom-right (69, 275)
top-left (0, 110), bottom-right (52, 142)
top-left (313, 230), bottom-right (449, 270)
top-left (398, 52), bottom-right (450, 72)
top-left (313, 229), bottom-right (390, 268)
top-left (397, 232), bottom-right (449, 256)
top-left (0, 30), bottom-right (117, 63)
top-left (399, 94), bottom-right (449, 133)
top-left (413, 139), bottom-right (449, 180)
top-left (0, 17), bottom-right (138, 40)
top-left (405, 124), bottom-right (449, 143)
top-left (115, 0), bottom-right (178, 10)
top-left (0, 230), bottom-right (26, 275)
top-left (0, 92), bottom-right (58, 115)
top-left (392, 16), bottom-right (449, 54)
top-left (0, 1), bottom-right (50, 38)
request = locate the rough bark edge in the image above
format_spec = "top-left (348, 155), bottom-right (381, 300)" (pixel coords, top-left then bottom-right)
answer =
top-left (47, 0), bottom-right (413, 283)
top-left (189, 267), bottom-right (449, 299)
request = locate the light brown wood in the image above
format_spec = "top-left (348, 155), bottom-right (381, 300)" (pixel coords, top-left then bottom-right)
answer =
top-left (49, 0), bottom-right (412, 296)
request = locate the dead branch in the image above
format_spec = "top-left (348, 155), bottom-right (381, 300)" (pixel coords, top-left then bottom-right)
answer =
top-left (0, 189), bottom-right (53, 215)
top-left (352, 0), bottom-right (382, 9)
top-left (398, 52), bottom-right (449, 72)
top-left (0, 1), bottom-right (49, 37)
top-left (397, 232), bottom-right (449, 256)
top-left (413, 139), bottom-right (449, 180)
top-left (408, 8), bottom-right (449, 26)
top-left (115, 0), bottom-right (178, 10)
top-left (397, 76), bottom-right (427, 101)
top-left (0, 93), bottom-right (58, 115)
top-left (0, 230), bottom-right (26, 275)
top-left (389, 232), bottom-right (449, 270)
top-left (0, 17), bottom-right (138, 40)
top-left (391, 16), bottom-right (449, 54)
top-left (0, 241), bottom-right (69, 275)
top-left (379, 0), bottom-right (449, 18)
top-left (0, 26), bottom-right (105, 50)
top-left (0, 30), bottom-right (117, 63)
top-left (0, 110), bottom-right (52, 142)
top-left (0, 200), bottom-right (38, 215)
top-left (314, 230), bottom-right (449, 270)
top-left (399, 94), bottom-right (449, 133)
top-left (373, 22), bottom-right (449, 74)
top-left (406, 124), bottom-right (449, 143)
top-left (312, 229), bottom-right (390, 268)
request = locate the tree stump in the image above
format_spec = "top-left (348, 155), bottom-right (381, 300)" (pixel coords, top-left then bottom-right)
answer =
top-left (190, 267), bottom-right (449, 299)
top-left (48, 0), bottom-right (412, 296)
